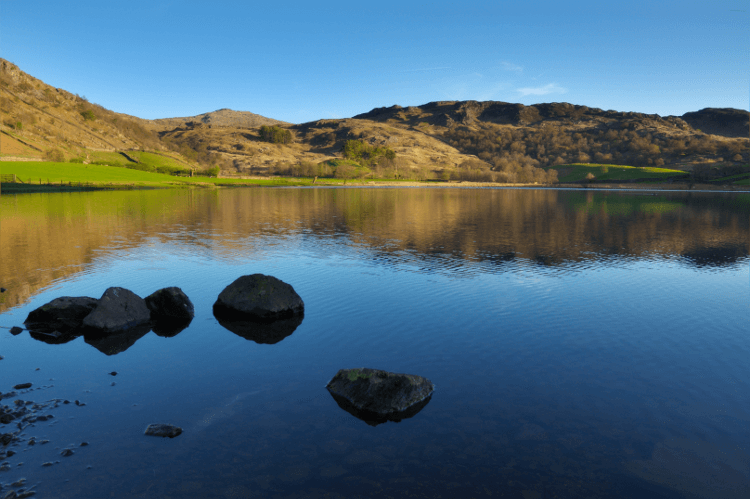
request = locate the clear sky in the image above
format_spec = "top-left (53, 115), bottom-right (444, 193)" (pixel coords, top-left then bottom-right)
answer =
top-left (1, 0), bottom-right (747, 124)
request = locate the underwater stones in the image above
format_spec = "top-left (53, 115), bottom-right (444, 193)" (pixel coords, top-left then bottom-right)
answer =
top-left (82, 287), bottom-right (150, 333)
top-left (144, 424), bottom-right (182, 438)
top-left (24, 296), bottom-right (98, 334)
top-left (326, 368), bottom-right (435, 426)
top-left (213, 274), bottom-right (304, 320)
top-left (144, 287), bottom-right (195, 319)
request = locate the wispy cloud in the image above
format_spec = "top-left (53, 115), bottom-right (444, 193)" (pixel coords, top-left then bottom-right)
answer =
top-left (516, 83), bottom-right (567, 96)
top-left (500, 61), bottom-right (523, 72)
top-left (397, 66), bottom-right (451, 73)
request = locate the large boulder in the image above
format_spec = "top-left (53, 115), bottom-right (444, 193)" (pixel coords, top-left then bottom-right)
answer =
top-left (213, 274), bottom-right (304, 320)
top-left (326, 368), bottom-right (435, 425)
top-left (24, 296), bottom-right (98, 333)
top-left (82, 287), bottom-right (151, 333)
top-left (144, 287), bottom-right (195, 318)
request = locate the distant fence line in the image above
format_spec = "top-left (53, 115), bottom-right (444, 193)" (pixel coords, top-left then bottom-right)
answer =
top-left (0, 174), bottom-right (17, 183)
top-left (0, 175), bottom-right (98, 188)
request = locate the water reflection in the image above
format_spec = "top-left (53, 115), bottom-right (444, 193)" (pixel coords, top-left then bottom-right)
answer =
top-left (328, 392), bottom-right (433, 427)
top-left (1, 189), bottom-right (748, 312)
top-left (214, 314), bottom-right (303, 344)
top-left (83, 323), bottom-right (152, 356)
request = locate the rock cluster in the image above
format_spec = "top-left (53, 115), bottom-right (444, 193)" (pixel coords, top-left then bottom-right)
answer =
top-left (21, 286), bottom-right (195, 352)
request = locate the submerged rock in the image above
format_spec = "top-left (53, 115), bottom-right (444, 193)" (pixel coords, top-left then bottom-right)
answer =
top-left (144, 424), bottom-right (182, 438)
top-left (24, 296), bottom-right (97, 334)
top-left (144, 287), bottom-right (195, 319)
top-left (215, 315), bottom-right (303, 344)
top-left (213, 274), bottom-right (304, 320)
top-left (82, 288), bottom-right (151, 333)
top-left (12, 384), bottom-right (31, 390)
top-left (326, 368), bottom-right (435, 425)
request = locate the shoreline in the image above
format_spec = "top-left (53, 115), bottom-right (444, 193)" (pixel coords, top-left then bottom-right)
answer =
top-left (2, 179), bottom-right (749, 195)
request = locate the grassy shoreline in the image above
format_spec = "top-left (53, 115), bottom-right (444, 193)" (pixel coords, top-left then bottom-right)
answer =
top-left (2, 161), bottom-right (749, 194)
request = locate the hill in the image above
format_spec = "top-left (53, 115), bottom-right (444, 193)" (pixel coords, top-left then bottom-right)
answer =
top-left (1, 57), bottom-right (747, 184)
top-left (148, 108), bottom-right (290, 131)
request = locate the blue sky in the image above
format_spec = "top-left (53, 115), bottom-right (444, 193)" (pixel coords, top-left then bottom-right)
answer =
top-left (1, 0), bottom-right (747, 123)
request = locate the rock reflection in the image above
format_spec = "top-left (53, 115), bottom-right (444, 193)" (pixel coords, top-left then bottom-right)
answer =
top-left (28, 329), bottom-right (81, 345)
top-left (214, 313), bottom-right (303, 344)
top-left (151, 317), bottom-right (193, 338)
top-left (83, 324), bottom-right (152, 356)
top-left (328, 392), bottom-right (433, 427)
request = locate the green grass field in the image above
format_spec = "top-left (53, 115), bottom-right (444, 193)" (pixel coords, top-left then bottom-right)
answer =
top-left (545, 163), bottom-right (687, 183)
top-left (0, 161), bottom-right (378, 193)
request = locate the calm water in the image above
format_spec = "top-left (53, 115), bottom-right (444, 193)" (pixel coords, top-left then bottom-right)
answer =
top-left (0, 187), bottom-right (749, 498)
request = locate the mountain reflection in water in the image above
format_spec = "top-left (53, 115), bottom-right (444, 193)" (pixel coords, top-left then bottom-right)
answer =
top-left (1, 188), bottom-right (748, 313)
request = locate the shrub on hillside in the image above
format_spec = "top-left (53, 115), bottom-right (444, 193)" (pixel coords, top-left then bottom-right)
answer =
top-left (80, 110), bottom-right (96, 121)
top-left (44, 148), bottom-right (65, 162)
top-left (259, 125), bottom-right (292, 145)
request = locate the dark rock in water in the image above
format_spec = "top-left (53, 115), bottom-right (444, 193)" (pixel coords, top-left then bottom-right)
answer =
top-left (12, 384), bottom-right (31, 390)
top-left (24, 297), bottom-right (97, 334)
top-left (213, 274), bottom-right (304, 320)
top-left (1, 433), bottom-right (14, 445)
top-left (60, 449), bottom-right (74, 457)
top-left (215, 314), bottom-right (303, 344)
top-left (108, 372), bottom-right (117, 376)
top-left (9, 327), bottom-right (23, 335)
top-left (82, 288), bottom-right (151, 333)
top-left (144, 287), bottom-right (195, 319)
top-left (80, 442), bottom-right (89, 446)
top-left (325, 368), bottom-right (435, 424)
top-left (150, 317), bottom-right (192, 338)
top-left (144, 423), bottom-right (182, 438)
top-left (83, 323), bottom-right (151, 356)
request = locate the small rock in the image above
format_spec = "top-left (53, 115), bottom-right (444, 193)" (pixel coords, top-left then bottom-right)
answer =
top-left (10, 479), bottom-right (25, 487)
top-left (4, 490), bottom-right (17, 499)
top-left (86, 465), bottom-right (92, 469)
top-left (144, 287), bottom-right (195, 319)
top-left (12, 384), bottom-right (31, 390)
top-left (60, 449), bottom-right (74, 457)
top-left (63, 400), bottom-right (70, 404)
top-left (110, 382), bottom-right (115, 387)
top-left (80, 442), bottom-right (88, 447)
top-left (40, 440), bottom-right (48, 445)
top-left (108, 372), bottom-right (117, 376)
top-left (0, 288), bottom-right (6, 293)
top-left (34, 369), bottom-right (39, 372)
top-left (74, 400), bottom-right (79, 406)
top-left (9, 327), bottom-right (23, 336)
top-left (17, 491), bottom-right (36, 498)
top-left (27, 439), bottom-right (35, 446)
top-left (144, 424), bottom-right (182, 438)
top-left (41, 462), bottom-right (53, 467)
top-left (6, 451), bottom-right (15, 457)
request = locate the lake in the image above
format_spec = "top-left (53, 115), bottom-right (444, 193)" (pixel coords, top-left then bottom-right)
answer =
top-left (1, 187), bottom-right (749, 498)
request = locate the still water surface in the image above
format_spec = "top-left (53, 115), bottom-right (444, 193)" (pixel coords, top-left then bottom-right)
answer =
top-left (1, 187), bottom-right (749, 498)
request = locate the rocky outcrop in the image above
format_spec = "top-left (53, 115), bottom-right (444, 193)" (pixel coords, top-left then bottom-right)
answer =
top-left (24, 296), bottom-right (98, 333)
top-left (82, 287), bottom-right (151, 333)
top-left (145, 287), bottom-right (195, 318)
top-left (326, 368), bottom-right (434, 426)
top-left (213, 274), bottom-right (304, 320)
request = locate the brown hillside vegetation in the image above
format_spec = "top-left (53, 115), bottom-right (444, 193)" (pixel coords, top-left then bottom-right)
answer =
top-left (0, 57), bottom-right (747, 183)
